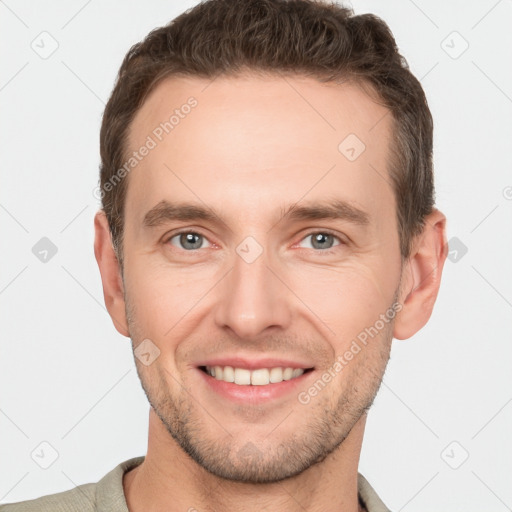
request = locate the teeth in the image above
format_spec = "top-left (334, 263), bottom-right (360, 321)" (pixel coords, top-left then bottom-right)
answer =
top-left (251, 368), bottom-right (269, 386)
top-left (234, 368), bottom-right (251, 385)
top-left (269, 367), bottom-right (283, 383)
top-left (204, 365), bottom-right (305, 385)
top-left (223, 365), bottom-right (235, 382)
top-left (283, 368), bottom-right (294, 380)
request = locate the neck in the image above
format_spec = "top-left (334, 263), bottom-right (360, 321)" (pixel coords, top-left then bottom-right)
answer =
top-left (124, 408), bottom-right (367, 512)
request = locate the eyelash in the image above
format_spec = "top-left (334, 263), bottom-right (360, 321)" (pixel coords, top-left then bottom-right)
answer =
top-left (164, 229), bottom-right (346, 255)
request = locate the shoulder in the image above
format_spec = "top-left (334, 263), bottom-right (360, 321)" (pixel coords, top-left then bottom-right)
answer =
top-left (0, 456), bottom-right (145, 512)
top-left (358, 473), bottom-right (392, 512)
top-left (0, 482), bottom-right (97, 512)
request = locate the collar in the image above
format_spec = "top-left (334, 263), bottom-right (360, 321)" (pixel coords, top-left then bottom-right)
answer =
top-left (96, 456), bottom-right (391, 512)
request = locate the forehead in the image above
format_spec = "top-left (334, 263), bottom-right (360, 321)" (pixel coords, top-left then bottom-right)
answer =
top-left (124, 73), bottom-right (395, 229)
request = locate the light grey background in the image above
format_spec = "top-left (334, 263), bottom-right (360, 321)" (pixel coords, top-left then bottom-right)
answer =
top-left (1, 0), bottom-right (511, 510)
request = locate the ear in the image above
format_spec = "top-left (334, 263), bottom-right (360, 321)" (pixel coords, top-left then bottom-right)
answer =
top-left (393, 208), bottom-right (448, 340)
top-left (94, 210), bottom-right (129, 337)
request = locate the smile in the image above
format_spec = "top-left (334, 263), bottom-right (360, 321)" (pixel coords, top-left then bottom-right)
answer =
top-left (200, 365), bottom-right (313, 385)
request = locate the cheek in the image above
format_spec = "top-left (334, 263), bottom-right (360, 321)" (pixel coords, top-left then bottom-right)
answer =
top-left (287, 259), bottom-right (399, 342)
top-left (125, 259), bottom-right (218, 337)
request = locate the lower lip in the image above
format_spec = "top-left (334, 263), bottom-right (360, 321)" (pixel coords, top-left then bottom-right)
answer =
top-left (197, 368), bottom-right (313, 403)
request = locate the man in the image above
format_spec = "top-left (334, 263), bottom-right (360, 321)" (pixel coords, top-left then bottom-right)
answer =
top-left (1, 0), bottom-right (447, 510)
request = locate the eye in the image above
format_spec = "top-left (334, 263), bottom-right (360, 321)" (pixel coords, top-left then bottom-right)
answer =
top-left (298, 231), bottom-right (343, 251)
top-left (167, 231), bottom-right (212, 251)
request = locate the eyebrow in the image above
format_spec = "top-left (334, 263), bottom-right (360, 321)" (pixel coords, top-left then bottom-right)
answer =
top-left (143, 200), bottom-right (218, 228)
top-left (142, 198), bottom-right (370, 229)
top-left (280, 199), bottom-right (370, 226)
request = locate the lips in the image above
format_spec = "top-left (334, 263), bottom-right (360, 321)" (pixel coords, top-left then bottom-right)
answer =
top-left (197, 362), bottom-right (314, 403)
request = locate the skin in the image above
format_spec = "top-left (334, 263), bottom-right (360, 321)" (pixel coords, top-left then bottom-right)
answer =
top-left (94, 73), bottom-right (447, 512)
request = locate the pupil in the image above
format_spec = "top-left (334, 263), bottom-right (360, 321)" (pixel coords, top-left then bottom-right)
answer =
top-left (313, 233), bottom-right (332, 250)
top-left (181, 233), bottom-right (202, 250)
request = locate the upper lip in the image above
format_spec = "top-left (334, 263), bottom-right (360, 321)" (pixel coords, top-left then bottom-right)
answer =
top-left (195, 357), bottom-right (314, 370)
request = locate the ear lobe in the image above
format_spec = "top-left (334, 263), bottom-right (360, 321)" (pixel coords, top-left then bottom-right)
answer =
top-left (94, 210), bottom-right (130, 337)
top-left (393, 209), bottom-right (448, 340)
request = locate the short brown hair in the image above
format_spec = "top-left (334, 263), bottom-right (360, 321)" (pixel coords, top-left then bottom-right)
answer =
top-left (99, 0), bottom-right (434, 267)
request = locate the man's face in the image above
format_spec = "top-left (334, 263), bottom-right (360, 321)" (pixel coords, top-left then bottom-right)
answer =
top-left (121, 74), bottom-right (402, 483)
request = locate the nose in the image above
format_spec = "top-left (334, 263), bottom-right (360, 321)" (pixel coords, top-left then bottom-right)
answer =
top-left (213, 244), bottom-right (293, 340)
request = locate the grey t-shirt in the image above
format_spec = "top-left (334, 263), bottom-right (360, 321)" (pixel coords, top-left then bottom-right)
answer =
top-left (0, 456), bottom-right (391, 512)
